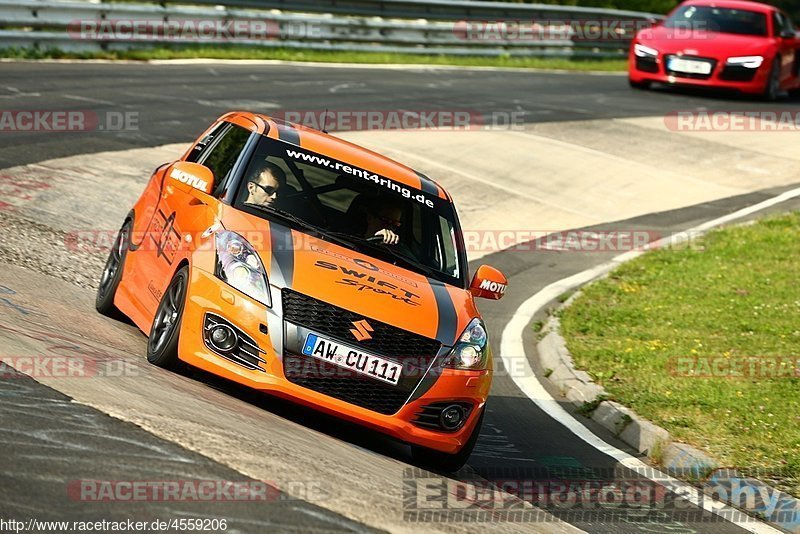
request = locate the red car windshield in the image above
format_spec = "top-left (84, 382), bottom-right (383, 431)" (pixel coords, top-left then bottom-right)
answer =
top-left (664, 5), bottom-right (768, 36)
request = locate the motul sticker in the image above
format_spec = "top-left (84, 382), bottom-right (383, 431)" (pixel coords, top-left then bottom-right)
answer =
top-left (170, 168), bottom-right (208, 191)
top-left (479, 279), bottom-right (506, 294)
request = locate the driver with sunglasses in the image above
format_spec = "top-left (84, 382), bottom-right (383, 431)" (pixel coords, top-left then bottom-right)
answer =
top-left (244, 162), bottom-right (286, 209)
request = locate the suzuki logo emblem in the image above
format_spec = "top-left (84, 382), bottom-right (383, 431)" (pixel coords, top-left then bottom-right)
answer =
top-left (350, 320), bottom-right (374, 341)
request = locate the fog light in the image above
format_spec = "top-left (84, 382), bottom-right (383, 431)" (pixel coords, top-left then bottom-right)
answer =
top-left (440, 404), bottom-right (465, 430)
top-left (210, 325), bottom-right (236, 352)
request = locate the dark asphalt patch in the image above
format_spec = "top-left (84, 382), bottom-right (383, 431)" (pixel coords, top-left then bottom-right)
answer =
top-left (0, 369), bottom-right (380, 533)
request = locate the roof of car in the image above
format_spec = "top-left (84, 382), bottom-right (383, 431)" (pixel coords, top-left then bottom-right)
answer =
top-left (678, 0), bottom-right (775, 13)
top-left (242, 112), bottom-right (448, 201)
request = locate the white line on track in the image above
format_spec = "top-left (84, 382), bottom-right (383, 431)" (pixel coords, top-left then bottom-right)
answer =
top-left (62, 94), bottom-right (117, 106)
top-left (501, 185), bottom-right (800, 534)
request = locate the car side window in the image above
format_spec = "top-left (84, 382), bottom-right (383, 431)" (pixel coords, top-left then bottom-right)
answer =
top-left (774, 13), bottom-right (784, 36)
top-left (774, 11), bottom-right (794, 36)
top-left (781, 12), bottom-right (795, 31)
top-left (198, 124), bottom-right (252, 190)
top-left (185, 122), bottom-right (227, 163)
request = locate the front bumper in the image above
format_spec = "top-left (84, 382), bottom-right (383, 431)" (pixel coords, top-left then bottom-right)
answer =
top-left (178, 267), bottom-right (490, 454)
top-left (628, 51), bottom-right (770, 94)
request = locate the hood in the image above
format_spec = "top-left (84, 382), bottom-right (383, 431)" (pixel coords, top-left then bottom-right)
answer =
top-left (220, 206), bottom-right (474, 346)
top-left (638, 25), bottom-right (770, 57)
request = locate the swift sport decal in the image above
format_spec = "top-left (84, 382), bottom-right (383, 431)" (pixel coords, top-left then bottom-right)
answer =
top-left (313, 260), bottom-right (421, 306)
top-left (309, 245), bottom-right (418, 288)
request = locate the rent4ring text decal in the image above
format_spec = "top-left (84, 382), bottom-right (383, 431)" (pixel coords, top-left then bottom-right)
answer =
top-left (285, 148), bottom-right (435, 208)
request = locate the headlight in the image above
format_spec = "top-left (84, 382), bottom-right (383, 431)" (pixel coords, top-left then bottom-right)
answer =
top-left (634, 43), bottom-right (658, 58)
top-left (214, 231), bottom-right (271, 307)
top-left (726, 55), bottom-right (764, 69)
top-left (443, 318), bottom-right (489, 370)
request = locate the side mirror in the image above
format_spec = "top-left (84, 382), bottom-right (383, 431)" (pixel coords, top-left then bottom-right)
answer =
top-left (469, 265), bottom-right (508, 300)
top-left (781, 29), bottom-right (796, 39)
top-left (168, 161), bottom-right (215, 196)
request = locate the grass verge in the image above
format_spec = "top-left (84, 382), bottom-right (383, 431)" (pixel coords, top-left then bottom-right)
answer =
top-left (560, 212), bottom-right (800, 497)
top-left (0, 45), bottom-right (628, 71)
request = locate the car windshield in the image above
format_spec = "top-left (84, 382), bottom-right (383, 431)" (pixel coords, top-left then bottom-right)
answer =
top-left (664, 5), bottom-right (768, 36)
top-left (233, 135), bottom-right (466, 287)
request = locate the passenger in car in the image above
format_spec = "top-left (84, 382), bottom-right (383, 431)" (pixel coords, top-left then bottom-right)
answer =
top-left (365, 202), bottom-right (403, 245)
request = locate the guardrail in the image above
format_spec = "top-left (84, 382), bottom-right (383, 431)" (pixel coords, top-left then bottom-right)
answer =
top-left (0, 0), bottom-right (662, 58)
top-left (134, 0), bottom-right (664, 22)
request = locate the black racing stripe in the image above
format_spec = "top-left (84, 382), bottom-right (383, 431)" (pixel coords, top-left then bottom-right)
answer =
top-left (415, 170), bottom-right (439, 198)
top-left (276, 123), bottom-right (301, 146)
top-left (407, 345), bottom-right (450, 402)
top-left (268, 221), bottom-right (294, 287)
top-left (429, 278), bottom-right (458, 346)
top-left (407, 279), bottom-right (459, 402)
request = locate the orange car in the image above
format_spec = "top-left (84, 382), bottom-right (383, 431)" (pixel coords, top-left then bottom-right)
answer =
top-left (96, 112), bottom-right (507, 471)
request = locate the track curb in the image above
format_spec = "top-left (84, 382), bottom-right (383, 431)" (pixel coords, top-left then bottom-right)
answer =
top-left (537, 294), bottom-right (800, 534)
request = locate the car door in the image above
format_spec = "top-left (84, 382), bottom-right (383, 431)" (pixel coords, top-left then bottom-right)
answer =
top-left (143, 121), bottom-right (255, 316)
top-left (781, 11), bottom-right (800, 82)
top-left (773, 11), bottom-right (798, 84)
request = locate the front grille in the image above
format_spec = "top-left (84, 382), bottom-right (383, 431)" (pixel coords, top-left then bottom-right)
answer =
top-left (720, 65), bottom-right (758, 82)
top-left (282, 289), bottom-right (442, 414)
top-left (284, 352), bottom-right (411, 415)
top-left (664, 55), bottom-right (717, 80)
top-left (282, 289), bottom-right (441, 359)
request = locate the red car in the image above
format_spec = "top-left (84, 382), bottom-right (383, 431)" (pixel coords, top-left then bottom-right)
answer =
top-left (629, 0), bottom-right (800, 99)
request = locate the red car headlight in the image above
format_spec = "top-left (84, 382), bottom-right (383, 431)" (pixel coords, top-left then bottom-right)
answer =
top-left (634, 43), bottom-right (659, 58)
top-left (725, 56), bottom-right (764, 69)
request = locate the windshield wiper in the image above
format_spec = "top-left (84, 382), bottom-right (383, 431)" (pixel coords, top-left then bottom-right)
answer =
top-left (243, 203), bottom-right (324, 236)
top-left (243, 204), bottom-right (384, 256)
top-left (372, 243), bottom-right (439, 279)
top-left (242, 205), bottom-right (441, 279)
top-left (324, 231), bottom-right (439, 278)
top-left (316, 230), bottom-right (387, 256)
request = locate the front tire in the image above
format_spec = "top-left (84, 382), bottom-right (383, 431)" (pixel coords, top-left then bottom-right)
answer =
top-left (96, 219), bottom-right (131, 317)
top-left (147, 266), bottom-right (189, 370)
top-left (764, 57), bottom-right (781, 101)
top-left (411, 408), bottom-right (485, 473)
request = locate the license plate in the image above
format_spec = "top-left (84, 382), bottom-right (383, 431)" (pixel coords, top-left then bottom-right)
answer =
top-left (301, 333), bottom-right (401, 386)
top-left (668, 57), bottom-right (712, 75)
